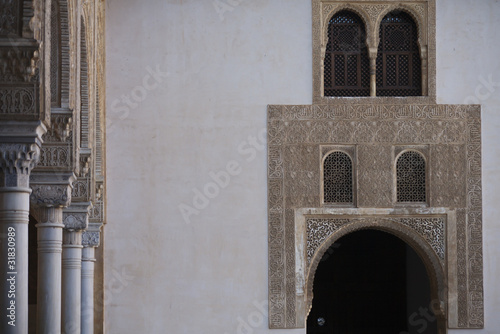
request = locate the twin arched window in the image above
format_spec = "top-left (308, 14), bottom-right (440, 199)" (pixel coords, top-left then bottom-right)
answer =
top-left (323, 150), bottom-right (426, 205)
top-left (325, 10), bottom-right (421, 97)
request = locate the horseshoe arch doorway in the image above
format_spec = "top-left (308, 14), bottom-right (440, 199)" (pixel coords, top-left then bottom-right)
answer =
top-left (306, 229), bottom-right (440, 334)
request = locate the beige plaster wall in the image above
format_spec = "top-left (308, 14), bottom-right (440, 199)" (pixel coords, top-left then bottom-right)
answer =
top-left (105, 0), bottom-right (500, 333)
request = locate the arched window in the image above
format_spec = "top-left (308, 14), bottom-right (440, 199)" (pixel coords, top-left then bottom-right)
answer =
top-left (376, 11), bottom-right (421, 96)
top-left (324, 11), bottom-right (370, 97)
top-left (396, 151), bottom-right (426, 202)
top-left (323, 151), bottom-right (353, 204)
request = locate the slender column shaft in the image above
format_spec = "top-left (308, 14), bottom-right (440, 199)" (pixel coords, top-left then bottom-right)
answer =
top-left (420, 45), bottom-right (429, 96)
top-left (369, 48), bottom-right (378, 97)
top-left (62, 231), bottom-right (83, 334)
top-left (81, 246), bottom-right (95, 334)
top-left (36, 207), bottom-right (64, 334)
top-left (0, 188), bottom-right (30, 334)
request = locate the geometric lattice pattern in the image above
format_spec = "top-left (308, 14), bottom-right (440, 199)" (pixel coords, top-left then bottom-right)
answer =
top-left (396, 151), bottom-right (426, 202)
top-left (324, 11), bottom-right (370, 97)
top-left (376, 11), bottom-right (422, 96)
top-left (323, 151), bottom-right (353, 203)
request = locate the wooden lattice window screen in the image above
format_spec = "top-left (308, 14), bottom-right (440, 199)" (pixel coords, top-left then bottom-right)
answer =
top-left (376, 12), bottom-right (422, 96)
top-left (323, 151), bottom-right (353, 204)
top-left (396, 151), bottom-right (426, 202)
top-left (324, 11), bottom-right (370, 97)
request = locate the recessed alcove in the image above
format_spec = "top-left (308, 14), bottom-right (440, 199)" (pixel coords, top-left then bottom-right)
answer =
top-left (307, 229), bottom-right (439, 334)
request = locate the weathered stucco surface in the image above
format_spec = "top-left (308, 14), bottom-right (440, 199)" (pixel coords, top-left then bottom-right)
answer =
top-left (105, 0), bottom-right (500, 333)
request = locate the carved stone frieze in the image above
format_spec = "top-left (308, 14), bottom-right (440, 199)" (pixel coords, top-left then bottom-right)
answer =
top-left (31, 183), bottom-right (72, 207)
top-left (38, 145), bottom-right (71, 167)
top-left (0, 87), bottom-right (37, 115)
top-left (267, 103), bottom-right (483, 329)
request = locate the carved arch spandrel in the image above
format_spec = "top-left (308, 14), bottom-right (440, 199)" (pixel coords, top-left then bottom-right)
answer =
top-left (304, 218), bottom-right (447, 321)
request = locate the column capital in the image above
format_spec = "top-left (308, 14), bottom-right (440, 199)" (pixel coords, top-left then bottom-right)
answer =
top-left (30, 172), bottom-right (76, 208)
top-left (82, 222), bottom-right (102, 247)
top-left (0, 121), bottom-right (46, 187)
top-left (63, 202), bottom-right (91, 231)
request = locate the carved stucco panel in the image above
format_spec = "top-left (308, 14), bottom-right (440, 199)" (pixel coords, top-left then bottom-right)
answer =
top-left (267, 104), bottom-right (482, 329)
top-left (284, 145), bottom-right (320, 208)
top-left (306, 217), bottom-right (445, 265)
top-left (357, 144), bottom-right (393, 207)
top-left (430, 145), bottom-right (466, 208)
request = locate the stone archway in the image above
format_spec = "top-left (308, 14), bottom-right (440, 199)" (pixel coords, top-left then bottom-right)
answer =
top-left (304, 218), bottom-right (447, 333)
top-left (307, 229), bottom-right (441, 333)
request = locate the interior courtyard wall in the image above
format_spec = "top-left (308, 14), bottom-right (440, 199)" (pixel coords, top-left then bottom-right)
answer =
top-left (105, 0), bottom-right (500, 333)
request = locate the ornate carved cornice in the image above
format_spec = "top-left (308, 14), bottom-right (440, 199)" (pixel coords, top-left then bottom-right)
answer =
top-left (0, 46), bottom-right (39, 82)
top-left (63, 201), bottom-right (91, 230)
top-left (0, 120), bottom-right (46, 187)
top-left (30, 171), bottom-right (76, 207)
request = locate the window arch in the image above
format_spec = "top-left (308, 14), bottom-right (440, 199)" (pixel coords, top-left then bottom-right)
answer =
top-left (324, 11), bottom-right (370, 97)
top-left (396, 151), bottom-right (426, 202)
top-left (323, 151), bottom-right (353, 204)
top-left (376, 11), bottom-right (422, 96)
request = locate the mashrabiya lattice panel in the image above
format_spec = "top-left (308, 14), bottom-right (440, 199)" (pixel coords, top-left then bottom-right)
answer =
top-left (306, 217), bottom-right (444, 264)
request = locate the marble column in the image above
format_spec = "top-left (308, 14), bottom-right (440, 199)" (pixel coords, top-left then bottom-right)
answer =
top-left (30, 173), bottom-right (75, 334)
top-left (0, 122), bottom-right (45, 334)
top-left (80, 222), bottom-right (101, 334)
top-left (61, 203), bottom-right (90, 334)
top-left (369, 47), bottom-right (378, 97)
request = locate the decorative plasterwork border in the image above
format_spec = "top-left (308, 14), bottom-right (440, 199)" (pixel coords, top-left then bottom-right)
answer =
top-left (293, 210), bottom-right (450, 328)
top-left (267, 104), bottom-right (483, 329)
top-left (312, 0), bottom-right (436, 104)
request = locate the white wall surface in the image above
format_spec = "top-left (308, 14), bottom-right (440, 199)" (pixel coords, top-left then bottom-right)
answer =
top-left (105, 0), bottom-right (500, 333)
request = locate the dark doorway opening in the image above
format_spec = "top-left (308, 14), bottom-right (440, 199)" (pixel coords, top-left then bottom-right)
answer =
top-left (307, 229), bottom-right (438, 334)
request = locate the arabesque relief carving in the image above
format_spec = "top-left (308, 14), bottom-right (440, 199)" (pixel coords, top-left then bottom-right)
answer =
top-left (267, 102), bottom-right (483, 329)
